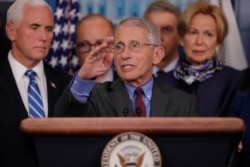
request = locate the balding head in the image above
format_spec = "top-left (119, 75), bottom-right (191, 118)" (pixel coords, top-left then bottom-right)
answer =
top-left (75, 14), bottom-right (114, 66)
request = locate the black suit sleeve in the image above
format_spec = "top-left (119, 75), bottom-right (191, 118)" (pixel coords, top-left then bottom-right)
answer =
top-left (53, 85), bottom-right (89, 117)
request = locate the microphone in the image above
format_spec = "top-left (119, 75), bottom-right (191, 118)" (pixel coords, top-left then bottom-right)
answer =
top-left (135, 107), bottom-right (142, 117)
top-left (123, 107), bottom-right (129, 116)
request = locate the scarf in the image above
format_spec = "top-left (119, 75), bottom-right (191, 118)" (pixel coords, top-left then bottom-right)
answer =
top-left (174, 56), bottom-right (223, 85)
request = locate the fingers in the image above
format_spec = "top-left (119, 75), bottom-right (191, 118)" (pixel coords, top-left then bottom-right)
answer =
top-left (103, 50), bottom-right (114, 68)
top-left (86, 36), bottom-right (114, 70)
top-left (89, 36), bottom-right (114, 59)
top-left (77, 36), bottom-right (114, 80)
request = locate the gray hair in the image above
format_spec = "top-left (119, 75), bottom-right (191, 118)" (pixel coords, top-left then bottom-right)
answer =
top-left (7, 0), bottom-right (53, 25)
top-left (144, 0), bottom-right (180, 19)
top-left (116, 17), bottom-right (161, 46)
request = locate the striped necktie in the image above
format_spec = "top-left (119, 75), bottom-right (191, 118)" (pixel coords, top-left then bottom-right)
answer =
top-left (25, 70), bottom-right (45, 118)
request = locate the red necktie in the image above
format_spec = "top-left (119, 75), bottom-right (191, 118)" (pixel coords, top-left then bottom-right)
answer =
top-left (134, 87), bottom-right (146, 117)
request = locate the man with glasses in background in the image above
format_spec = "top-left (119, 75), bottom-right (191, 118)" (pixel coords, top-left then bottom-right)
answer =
top-left (75, 14), bottom-right (117, 83)
top-left (54, 17), bottom-right (199, 117)
top-left (144, 0), bottom-right (181, 78)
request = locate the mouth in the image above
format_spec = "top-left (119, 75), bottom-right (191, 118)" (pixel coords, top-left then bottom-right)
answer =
top-left (192, 50), bottom-right (206, 55)
top-left (36, 46), bottom-right (46, 49)
top-left (121, 64), bottom-right (134, 71)
top-left (193, 50), bottom-right (205, 53)
top-left (35, 47), bottom-right (47, 52)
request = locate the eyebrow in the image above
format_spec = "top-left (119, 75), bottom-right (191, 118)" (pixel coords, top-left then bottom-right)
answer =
top-left (29, 23), bottom-right (40, 27)
top-left (29, 23), bottom-right (54, 29)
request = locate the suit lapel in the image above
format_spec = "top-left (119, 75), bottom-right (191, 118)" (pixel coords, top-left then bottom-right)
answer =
top-left (44, 64), bottom-right (60, 116)
top-left (150, 80), bottom-right (170, 116)
top-left (109, 79), bottom-right (134, 117)
top-left (0, 57), bottom-right (28, 119)
top-left (108, 79), bottom-right (171, 117)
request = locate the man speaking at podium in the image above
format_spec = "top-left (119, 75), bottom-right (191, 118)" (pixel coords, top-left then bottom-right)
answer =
top-left (54, 17), bottom-right (199, 117)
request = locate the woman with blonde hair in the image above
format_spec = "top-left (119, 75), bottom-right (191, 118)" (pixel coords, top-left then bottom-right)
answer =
top-left (158, 1), bottom-right (244, 116)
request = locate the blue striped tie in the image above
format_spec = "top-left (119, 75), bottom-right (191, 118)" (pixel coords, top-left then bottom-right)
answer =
top-left (25, 70), bottom-right (45, 118)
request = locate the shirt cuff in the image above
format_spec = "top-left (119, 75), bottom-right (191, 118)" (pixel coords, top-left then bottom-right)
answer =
top-left (70, 73), bottom-right (95, 103)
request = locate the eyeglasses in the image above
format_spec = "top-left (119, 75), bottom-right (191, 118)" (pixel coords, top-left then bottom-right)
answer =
top-left (76, 40), bottom-right (103, 53)
top-left (112, 40), bottom-right (157, 53)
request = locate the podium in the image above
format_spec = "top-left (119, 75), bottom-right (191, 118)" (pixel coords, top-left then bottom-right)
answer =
top-left (20, 117), bottom-right (244, 167)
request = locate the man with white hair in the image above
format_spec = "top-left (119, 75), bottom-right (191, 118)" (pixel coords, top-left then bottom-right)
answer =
top-left (54, 17), bottom-right (199, 118)
top-left (0, 0), bottom-right (71, 166)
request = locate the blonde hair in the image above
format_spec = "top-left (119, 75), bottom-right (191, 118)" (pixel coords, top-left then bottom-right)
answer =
top-left (178, 1), bottom-right (228, 44)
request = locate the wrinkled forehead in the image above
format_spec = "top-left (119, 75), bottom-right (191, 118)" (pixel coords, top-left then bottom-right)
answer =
top-left (115, 24), bottom-right (149, 34)
top-left (23, 5), bottom-right (53, 16)
top-left (9, 7), bottom-right (53, 32)
top-left (114, 25), bottom-right (149, 43)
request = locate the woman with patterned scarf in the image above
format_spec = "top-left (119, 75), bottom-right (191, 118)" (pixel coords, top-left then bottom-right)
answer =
top-left (157, 1), bottom-right (244, 117)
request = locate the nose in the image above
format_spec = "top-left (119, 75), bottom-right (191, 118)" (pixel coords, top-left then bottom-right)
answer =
top-left (85, 44), bottom-right (95, 53)
top-left (160, 33), bottom-right (164, 42)
top-left (160, 36), bottom-right (164, 45)
top-left (121, 46), bottom-right (131, 59)
top-left (90, 43), bottom-right (99, 51)
top-left (40, 29), bottom-right (48, 41)
top-left (196, 34), bottom-right (204, 45)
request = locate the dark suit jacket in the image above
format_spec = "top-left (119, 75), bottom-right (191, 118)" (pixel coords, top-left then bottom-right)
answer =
top-left (241, 67), bottom-right (250, 90)
top-left (54, 78), bottom-right (200, 117)
top-left (0, 56), bottom-right (72, 167)
top-left (157, 66), bottom-right (243, 116)
top-left (229, 89), bottom-right (250, 167)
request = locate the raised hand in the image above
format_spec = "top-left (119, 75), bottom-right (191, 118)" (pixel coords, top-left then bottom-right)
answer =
top-left (77, 36), bottom-right (114, 80)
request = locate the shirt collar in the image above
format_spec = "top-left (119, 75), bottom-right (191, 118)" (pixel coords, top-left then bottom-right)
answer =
top-left (8, 51), bottom-right (44, 82)
top-left (125, 77), bottom-right (154, 101)
top-left (101, 68), bottom-right (114, 82)
top-left (153, 56), bottom-right (179, 75)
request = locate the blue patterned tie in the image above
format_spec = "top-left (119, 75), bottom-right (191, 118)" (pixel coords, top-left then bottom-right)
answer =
top-left (25, 70), bottom-right (45, 118)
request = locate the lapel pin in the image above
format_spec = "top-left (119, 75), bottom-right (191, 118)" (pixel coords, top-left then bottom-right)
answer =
top-left (50, 81), bottom-right (56, 89)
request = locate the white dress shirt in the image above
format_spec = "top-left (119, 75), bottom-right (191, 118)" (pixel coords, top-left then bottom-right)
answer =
top-left (153, 56), bottom-right (179, 77)
top-left (8, 52), bottom-right (48, 117)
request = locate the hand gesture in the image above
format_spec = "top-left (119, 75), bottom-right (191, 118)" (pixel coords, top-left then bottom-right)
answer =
top-left (77, 36), bottom-right (114, 80)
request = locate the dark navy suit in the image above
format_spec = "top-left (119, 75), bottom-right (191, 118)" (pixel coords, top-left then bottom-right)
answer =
top-left (157, 66), bottom-right (243, 116)
top-left (0, 56), bottom-right (72, 167)
top-left (229, 89), bottom-right (250, 167)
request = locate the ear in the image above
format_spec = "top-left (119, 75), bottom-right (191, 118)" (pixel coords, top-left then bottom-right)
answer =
top-left (5, 22), bottom-right (16, 41)
top-left (152, 46), bottom-right (164, 65)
